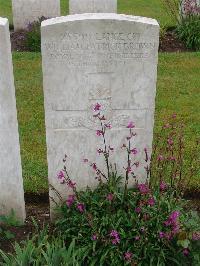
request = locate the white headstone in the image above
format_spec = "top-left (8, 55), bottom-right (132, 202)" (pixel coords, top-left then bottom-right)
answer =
top-left (12, 0), bottom-right (60, 30)
top-left (41, 13), bottom-right (159, 219)
top-left (69, 0), bottom-right (117, 14)
top-left (0, 17), bottom-right (25, 222)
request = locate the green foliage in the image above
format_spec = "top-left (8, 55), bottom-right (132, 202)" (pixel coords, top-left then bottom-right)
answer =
top-left (176, 15), bottom-right (200, 51)
top-left (0, 211), bottom-right (21, 245)
top-left (55, 176), bottom-right (200, 265)
top-left (53, 110), bottom-right (200, 265)
top-left (0, 228), bottom-right (88, 265)
top-left (24, 17), bottom-right (47, 52)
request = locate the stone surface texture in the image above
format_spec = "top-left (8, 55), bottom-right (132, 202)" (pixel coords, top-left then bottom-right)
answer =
top-left (69, 0), bottom-right (117, 14)
top-left (41, 13), bottom-right (159, 219)
top-left (12, 0), bottom-right (60, 30)
top-left (0, 17), bottom-right (25, 222)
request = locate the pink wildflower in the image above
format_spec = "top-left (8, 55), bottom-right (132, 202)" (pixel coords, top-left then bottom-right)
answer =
top-left (163, 123), bottom-right (170, 129)
top-left (105, 123), bottom-right (112, 129)
top-left (159, 232), bottom-right (165, 239)
top-left (127, 166), bottom-right (132, 173)
top-left (165, 232), bottom-right (173, 240)
top-left (169, 211), bottom-right (180, 222)
top-left (110, 230), bottom-right (120, 245)
top-left (66, 195), bottom-right (75, 207)
top-left (57, 171), bottom-right (64, 179)
top-left (77, 203), bottom-right (85, 213)
top-left (172, 222), bottom-right (180, 234)
top-left (138, 183), bottom-right (150, 194)
top-left (93, 103), bottom-right (101, 112)
top-left (135, 236), bottom-right (140, 241)
top-left (158, 155), bottom-right (164, 161)
top-left (160, 181), bottom-right (168, 192)
top-left (135, 207), bottom-right (142, 213)
top-left (169, 156), bottom-right (176, 161)
top-left (67, 180), bottom-right (76, 189)
top-left (167, 138), bottom-right (174, 146)
top-left (124, 252), bottom-right (133, 262)
top-left (127, 121), bottom-right (135, 129)
top-left (148, 197), bottom-right (155, 206)
top-left (192, 232), bottom-right (200, 241)
top-left (164, 211), bottom-right (180, 231)
top-left (107, 193), bottom-right (114, 202)
top-left (57, 171), bottom-right (65, 183)
top-left (97, 148), bottom-right (103, 154)
top-left (96, 130), bottom-right (103, 136)
top-left (91, 163), bottom-right (97, 171)
top-left (91, 234), bottom-right (97, 241)
top-left (130, 148), bottom-right (138, 155)
top-left (183, 248), bottom-right (189, 256)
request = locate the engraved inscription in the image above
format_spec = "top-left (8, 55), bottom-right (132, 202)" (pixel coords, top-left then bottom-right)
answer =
top-left (43, 31), bottom-right (157, 68)
top-left (52, 109), bottom-right (147, 130)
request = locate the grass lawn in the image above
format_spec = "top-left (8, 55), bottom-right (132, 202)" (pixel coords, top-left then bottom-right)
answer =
top-left (12, 52), bottom-right (200, 193)
top-left (0, 0), bottom-right (175, 28)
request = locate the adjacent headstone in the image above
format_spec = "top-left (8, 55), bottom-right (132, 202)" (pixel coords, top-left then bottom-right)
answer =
top-left (12, 0), bottom-right (60, 30)
top-left (0, 17), bottom-right (25, 222)
top-left (69, 0), bottom-right (117, 14)
top-left (41, 13), bottom-right (159, 219)
top-left (181, 0), bottom-right (200, 17)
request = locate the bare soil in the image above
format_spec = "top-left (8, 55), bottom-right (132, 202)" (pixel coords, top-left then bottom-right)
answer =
top-left (0, 193), bottom-right (50, 254)
top-left (159, 30), bottom-right (190, 52)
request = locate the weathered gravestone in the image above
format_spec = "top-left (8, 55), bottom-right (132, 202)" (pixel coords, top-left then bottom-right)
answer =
top-left (181, 0), bottom-right (200, 17)
top-left (69, 0), bottom-right (117, 14)
top-left (41, 13), bottom-right (159, 219)
top-left (12, 0), bottom-right (60, 30)
top-left (0, 17), bottom-right (25, 222)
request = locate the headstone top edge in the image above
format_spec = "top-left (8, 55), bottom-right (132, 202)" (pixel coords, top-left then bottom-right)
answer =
top-left (0, 17), bottom-right (8, 26)
top-left (41, 13), bottom-right (159, 28)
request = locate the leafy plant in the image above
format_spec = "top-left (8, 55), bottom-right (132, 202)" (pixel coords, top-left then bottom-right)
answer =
top-left (176, 14), bottom-right (200, 50)
top-left (162, 0), bottom-right (200, 50)
top-left (0, 211), bottom-right (21, 245)
top-left (54, 103), bottom-right (200, 265)
top-left (24, 16), bottom-right (47, 52)
top-left (0, 227), bottom-right (88, 265)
